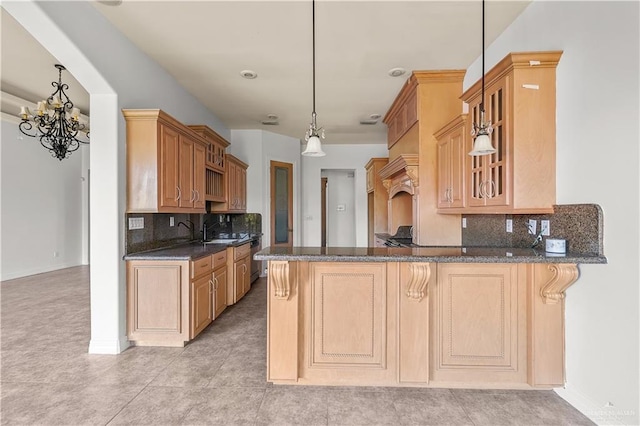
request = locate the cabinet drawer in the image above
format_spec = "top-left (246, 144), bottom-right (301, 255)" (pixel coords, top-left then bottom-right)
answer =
top-left (191, 255), bottom-right (212, 279)
top-left (234, 243), bottom-right (251, 261)
top-left (212, 250), bottom-right (228, 269)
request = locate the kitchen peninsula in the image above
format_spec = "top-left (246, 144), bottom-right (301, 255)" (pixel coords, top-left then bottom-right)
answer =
top-left (255, 247), bottom-right (606, 389)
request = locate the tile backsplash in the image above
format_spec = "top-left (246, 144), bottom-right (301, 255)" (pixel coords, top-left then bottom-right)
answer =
top-left (461, 204), bottom-right (604, 255)
top-left (125, 212), bottom-right (262, 254)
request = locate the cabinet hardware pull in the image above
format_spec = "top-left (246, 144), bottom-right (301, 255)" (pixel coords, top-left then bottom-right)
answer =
top-left (487, 180), bottom-right (496, 198)
top-left (176, 186), bottom-right (181, 201)
top-left (479, 181), bottom-right (486, 198)
top-left (213, 276), bottom-right (219, 291)
top-left (209, 279), bottom-right (214, 294)
top-left (190, 190), bottom-right (196, 203)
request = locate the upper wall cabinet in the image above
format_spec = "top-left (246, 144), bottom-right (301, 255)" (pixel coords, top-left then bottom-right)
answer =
top-left (188, 125), bottom-right (230, 203)
top-left (435, 114), bottom-right (467, 210)
top-left (123, 109), bottom-right (207, 213)
top-left (453, 51), bottom-right (563, 214)
top-left (210, 154), bottom-right (248, 213)
top-left (384, 86), bottom-right (418, 149)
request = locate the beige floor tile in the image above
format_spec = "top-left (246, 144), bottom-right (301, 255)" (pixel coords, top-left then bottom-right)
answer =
top-left (107, 386), bottom-right (203, 425)
top-left (0, 382), bottom-right (143, 425)
top-left (256, 387), bottom-right (328, 426)
top-left (180, 387), bottom-right (266, 425)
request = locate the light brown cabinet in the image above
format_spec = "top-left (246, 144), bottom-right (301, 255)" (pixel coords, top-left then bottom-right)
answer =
top-left (365, 158), bottom-right (389, 247)
top-left (211, 154), bottom-right (248, 213)
top-left (458, 51), bottom-right (563, 214)
top-left (126, 249), bottom-right (229, 347)
top-left (123, 109), bottom-right (207, 213)
top-left (212, 249), bottom-right (228, 319)
top-left (227, 243), bottom-right (251, 305)
top-left (382, 71), bottom-right (466, 246)
top-left (188, 125), bottom-right (230, 203)
top-left (385, 87), bottom-right (417, 149)
top-left (435, 115), bottom-right (467, 210)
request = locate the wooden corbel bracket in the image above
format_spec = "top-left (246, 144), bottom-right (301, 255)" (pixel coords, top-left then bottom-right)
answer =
top-left (540, 263), bottom-right (579, 304)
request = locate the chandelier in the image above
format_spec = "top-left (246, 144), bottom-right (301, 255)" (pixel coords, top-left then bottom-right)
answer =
top-left (469, 0), bottom-right (496, 156)
top-left (302, 0), bottom-right (326, 157)
top-left (19, 64), bottom-right (89, 161)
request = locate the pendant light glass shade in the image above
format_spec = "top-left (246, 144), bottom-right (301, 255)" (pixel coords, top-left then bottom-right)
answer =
top-left (468, 130), bottom-right (495, 156)
top-left (302, 135), bottom-right (326, 157)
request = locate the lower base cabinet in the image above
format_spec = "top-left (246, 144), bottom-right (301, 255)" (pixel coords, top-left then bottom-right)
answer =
top-left (227, 243), bottom-right (251, 305)
top-left (127, 250), bottom-right (227, 347)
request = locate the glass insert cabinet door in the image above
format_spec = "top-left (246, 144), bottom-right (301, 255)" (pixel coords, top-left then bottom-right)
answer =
top-left (270, 161), bottom-right (293, 247)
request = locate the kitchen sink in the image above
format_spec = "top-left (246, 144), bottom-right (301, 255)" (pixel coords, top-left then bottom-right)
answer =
top-left (204, 239), bottom-right (239, 244)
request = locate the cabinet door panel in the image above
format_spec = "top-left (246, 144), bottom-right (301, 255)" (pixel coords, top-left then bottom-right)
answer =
top-left (214, 267), bottom-right (227, 318)
top-left (193, 142), bottom-right (206, 210)
top-left (483, 78), bottom-right (509, 207)
top-left (179, 136), bottom-right (195, 208)
top-left (435, 264), bottom-right (521, 373)
top-left (191, 275), bottom-right (212, 338)
top-left (160, 125), bottom-right (180, 208)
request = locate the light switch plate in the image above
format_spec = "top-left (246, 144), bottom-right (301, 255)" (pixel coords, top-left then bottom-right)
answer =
top-left (506, 219), bottom-right (513, 233)
top-left (541, 220), bottom-right (550, 236)
top-left (462, 218), bottom-right (467, 228)
top-left (528, 219), bottom-right (537, 235)
top-left (169, 216), bottom-right (175, 227)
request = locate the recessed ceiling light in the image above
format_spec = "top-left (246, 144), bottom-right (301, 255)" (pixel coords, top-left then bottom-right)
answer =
top-left (266, 113), bottom-right (278, 120)
top-left (369, 113), bottom-right (381, 120)
top-left (359, 119), bottom-right (378, 125)
top-left (388, 67), bottom-right (406, 77)
top-left (97, 0), bottom-right (122, 5)
top-left (240, 70), bottom-right (258, 79)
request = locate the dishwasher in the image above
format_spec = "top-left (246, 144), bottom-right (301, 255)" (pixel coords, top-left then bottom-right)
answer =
top-left (250, 237), bottom-right (261, 283)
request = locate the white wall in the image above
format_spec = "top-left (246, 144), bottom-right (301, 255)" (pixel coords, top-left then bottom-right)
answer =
top-left (230, 129), bottom-right (301, 248)
top-left (464, 2), bottom-right (639, 424)
top-left (302, 143), bottom-right (388, 247)
top-left (3, 1), bottom-right (230, 354)
top-left (0, 115), bottom-right (87, 280)
top-left (322, 169), bottom-right (356, 247)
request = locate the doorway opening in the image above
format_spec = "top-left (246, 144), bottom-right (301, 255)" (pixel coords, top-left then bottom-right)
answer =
top-left (320, 169), bottom-right (356, 247)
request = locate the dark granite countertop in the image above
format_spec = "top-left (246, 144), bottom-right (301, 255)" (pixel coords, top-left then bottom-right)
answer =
top-left (254, 246), bottom-right (607, 264)
top-left (124, 235), bottom-right (259, 261)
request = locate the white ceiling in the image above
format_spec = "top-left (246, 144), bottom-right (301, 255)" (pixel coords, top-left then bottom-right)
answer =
top-left (1, 1), bottom-right (531, 144)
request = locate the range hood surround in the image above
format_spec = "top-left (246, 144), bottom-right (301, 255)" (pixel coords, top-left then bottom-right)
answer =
top-left (380, 154), bottom-right (419, 197)
top-left (379, 154), bottom-right (419, 242)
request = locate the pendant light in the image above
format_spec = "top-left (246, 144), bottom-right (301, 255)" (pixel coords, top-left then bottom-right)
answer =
top-left (302, 0), bottom-right (326, 157)
top-left (469, 0), bottom-right (496, 156)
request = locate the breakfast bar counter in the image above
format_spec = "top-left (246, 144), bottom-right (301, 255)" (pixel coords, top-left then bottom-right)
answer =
top-left (255, 246), bottom-right (605, 389)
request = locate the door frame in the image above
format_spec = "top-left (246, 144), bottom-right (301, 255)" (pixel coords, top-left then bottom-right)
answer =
top-left (270, 160), bottom-right (294, 247)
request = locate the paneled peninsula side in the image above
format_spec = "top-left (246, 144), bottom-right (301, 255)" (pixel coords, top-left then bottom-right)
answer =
top-left (255, 247), bottom-right (605, 389)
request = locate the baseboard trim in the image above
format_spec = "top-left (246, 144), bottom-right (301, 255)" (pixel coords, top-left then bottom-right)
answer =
top-left (1, 262), bottom-right (82, 281)
top-left (555, 384), bottom-right (630, 425)
top-left (88, 336), bottom-right (130, 355)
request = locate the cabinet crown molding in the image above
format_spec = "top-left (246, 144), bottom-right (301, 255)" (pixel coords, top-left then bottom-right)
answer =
top-left (461, 51), bottom-right (563, 102)
top-left (122, 108), bottom-right (208, 147)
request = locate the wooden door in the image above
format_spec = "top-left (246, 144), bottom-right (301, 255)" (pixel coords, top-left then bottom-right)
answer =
top-left (213, 267), bottom-right (227, 318)
top-left (448, 122), bottom-right (466, 208)
top-left (193, 142), bottom-right (206, 210)
top-left (190, 274), bottom-right (212, 338)
top-left (437, 137), bottom-right (452, 209)
top-left (243, 255), bottom-right (251, 295)
top-left (270, 161), bottom-right (294, 247)
top-left (234, 259), bottom-right (244, 302)
top-left (178, 136), bottom-right (194, 209)
top-left (159, 124), bottom-right (180, 208)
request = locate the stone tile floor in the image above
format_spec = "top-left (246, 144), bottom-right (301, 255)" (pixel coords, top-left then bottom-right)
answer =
top-left (1, 265), bottom-right (595, 425)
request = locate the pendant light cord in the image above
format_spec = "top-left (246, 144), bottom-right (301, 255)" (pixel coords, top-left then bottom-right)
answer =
top-left (312, 0), bottom-right (316, 114)
top-left (481, 0), bottom-right (485, 115)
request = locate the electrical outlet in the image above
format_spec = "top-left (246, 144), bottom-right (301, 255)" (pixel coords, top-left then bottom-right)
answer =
top-left (506, 219), bottom-right (513, 233)
top-left (462, 218), bottom-right (467, 228)
top-left (541, 220), bottom-right (550, 236)
top-left (527, 219), bottom-right (537, 235)
top-left (128, 217), bottom-right (144, 230)
top-left (169, 216), bottom-right (175, 227)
